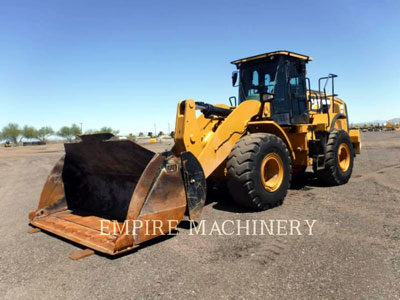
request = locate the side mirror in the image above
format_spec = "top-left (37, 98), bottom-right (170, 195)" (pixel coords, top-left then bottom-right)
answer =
top-left (232, 71), bottom-right (239, 87)
top-left (261, 92), bottom-right (275, 102)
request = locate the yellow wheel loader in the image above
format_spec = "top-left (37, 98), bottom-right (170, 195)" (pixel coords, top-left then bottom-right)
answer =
top-left (29, 50), bottom-right (361, 256)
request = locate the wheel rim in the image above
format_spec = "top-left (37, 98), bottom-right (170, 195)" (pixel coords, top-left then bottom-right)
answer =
top-left (337, 143), bottom-right (350, 172)
top-left (260, 153), bottom-right (284, 192)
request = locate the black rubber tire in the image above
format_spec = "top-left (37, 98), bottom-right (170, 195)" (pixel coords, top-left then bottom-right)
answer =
top-left (226, 133), bottom-right (292, 210)
top-left (316, 130), bottom-right (354, 185)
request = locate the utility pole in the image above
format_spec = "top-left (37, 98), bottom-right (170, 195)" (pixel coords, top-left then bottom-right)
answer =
top-left (154, 123), bottom-right (157, 136)
top-left (168, 123), bottom-right (170, 134)
top-left (80, 122), bottom-right (83, 134)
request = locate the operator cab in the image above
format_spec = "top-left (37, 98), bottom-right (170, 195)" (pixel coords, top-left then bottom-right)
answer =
top-left (231, 51), bottom-right (311, 125)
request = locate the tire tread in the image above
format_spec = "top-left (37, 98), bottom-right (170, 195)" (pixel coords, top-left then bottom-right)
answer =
top-left (227, 133), bottom-right (292, 210)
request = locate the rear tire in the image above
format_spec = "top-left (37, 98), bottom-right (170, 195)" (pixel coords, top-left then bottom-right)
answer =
top-left (316, 130), bottom-right (354, 185)
top-left (226, 133), bottom-right (291, 210)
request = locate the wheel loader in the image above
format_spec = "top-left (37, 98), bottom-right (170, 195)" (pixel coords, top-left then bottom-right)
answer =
top-left (29, 50), bottom-right (361, 256)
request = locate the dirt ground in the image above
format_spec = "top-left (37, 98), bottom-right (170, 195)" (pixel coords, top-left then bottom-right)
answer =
top-left (0, 132), bottom-right (399, 299)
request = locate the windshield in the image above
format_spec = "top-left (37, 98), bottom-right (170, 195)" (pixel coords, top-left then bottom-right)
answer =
top-left (238, 60), bottom-right (279, 103)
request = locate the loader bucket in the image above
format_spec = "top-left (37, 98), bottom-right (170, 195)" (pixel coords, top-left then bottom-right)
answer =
top-left (29, 134), bottom-right (206, 255)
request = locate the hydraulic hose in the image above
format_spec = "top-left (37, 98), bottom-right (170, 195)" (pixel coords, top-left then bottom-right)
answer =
top-left (195, 102), bottom-right (232, 118)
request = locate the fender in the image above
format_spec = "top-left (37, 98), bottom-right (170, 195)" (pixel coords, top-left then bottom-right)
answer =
top-left (247, 120), bottom-right (296, 161)
top-left (329, 113), bottom-right (346, 132)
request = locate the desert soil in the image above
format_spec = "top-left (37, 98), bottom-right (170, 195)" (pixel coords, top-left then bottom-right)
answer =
top-left (0, 132), bottom-right (399, 299)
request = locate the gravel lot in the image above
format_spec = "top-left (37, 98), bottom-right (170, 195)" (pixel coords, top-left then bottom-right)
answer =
top-left (0, 132), bottom-right (399, 299)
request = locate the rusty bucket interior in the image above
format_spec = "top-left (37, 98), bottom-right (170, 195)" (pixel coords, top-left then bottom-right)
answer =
top-left (29, 134), bottom-right (205, 255)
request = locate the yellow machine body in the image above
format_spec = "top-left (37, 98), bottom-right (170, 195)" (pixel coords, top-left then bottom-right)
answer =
top-left (29, 50), bottom-right (361, 256)
top-left (173, 95), bottom-right (361, 179)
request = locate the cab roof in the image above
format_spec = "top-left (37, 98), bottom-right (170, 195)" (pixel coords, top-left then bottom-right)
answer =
top-left (231, 50), bottom-right (312, 65)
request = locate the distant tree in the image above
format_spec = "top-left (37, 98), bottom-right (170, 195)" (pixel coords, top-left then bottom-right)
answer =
top-left (22, 125), bottom-right (38, 140)
top-left (1, 123), bottom-right (21, 144)
top-left (36, 126), bottom-right (54, 142)
top-left (57, 126), bottom-right (72, 142)
top-left (84, 129), bottom-right (97, 134)
top-left (57, 124), bottom-right (81, 142)
top-left (98, 126), bottom-right (119, 135)
top-left (70, 124), bottom-right (81, 136)
top-left (158, 131), bottom-right (164, 137)
top-left (138, 132), bottom-right (144, 137)
top-left (84, 127), bottom-right (119, 135)
top-left (148, 132), bottom-right (153, 137)
top-left (170, 131), bottom-right (175, 138)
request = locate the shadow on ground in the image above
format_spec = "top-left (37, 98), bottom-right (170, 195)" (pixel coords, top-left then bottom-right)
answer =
top-left (208, 171), bottom-right (331, 213)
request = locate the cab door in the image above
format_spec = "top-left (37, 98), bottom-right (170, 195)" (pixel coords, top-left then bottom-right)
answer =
top-left (270, 57), bottom-right (291, 125)
top-left (288, 61), bottom-right (309, 124)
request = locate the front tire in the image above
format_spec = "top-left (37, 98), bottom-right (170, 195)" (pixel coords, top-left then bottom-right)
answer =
top-left (226, 133), bottom-right (291, 210)
top-left (316, 130), bottom-right (354, 185)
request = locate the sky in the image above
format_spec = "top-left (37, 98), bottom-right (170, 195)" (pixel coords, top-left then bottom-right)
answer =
top-left (1, 0), bottom-right (400, 135)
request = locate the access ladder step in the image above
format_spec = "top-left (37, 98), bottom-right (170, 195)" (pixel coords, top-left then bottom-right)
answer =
top-left (314, 154), bottom-right (326, 170)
